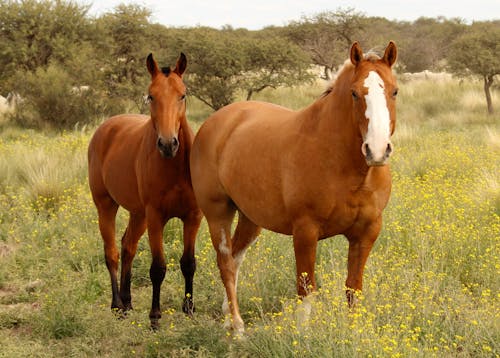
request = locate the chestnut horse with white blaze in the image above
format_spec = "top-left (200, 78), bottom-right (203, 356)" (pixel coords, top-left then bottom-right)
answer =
top-left (190, 42), bottom-right (398, 333)
top-left (88, 53), bottom-right (202, 329)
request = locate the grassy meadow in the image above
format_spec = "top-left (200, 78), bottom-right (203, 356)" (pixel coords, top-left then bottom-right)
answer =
top-left (0, 76), bottom-right (499, 357)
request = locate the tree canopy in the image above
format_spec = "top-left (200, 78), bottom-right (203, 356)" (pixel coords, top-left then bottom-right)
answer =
top-left (0, 0), bottom-right (94, 92)
top-left (0, 0), bottom-right (497, 127)
top-left (171, 28), bottom-right (313, 110)
top-left (286, 8), bottom-right (365, 79)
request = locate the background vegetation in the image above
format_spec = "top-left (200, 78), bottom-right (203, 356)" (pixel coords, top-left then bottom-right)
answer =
top-left (0, 0), bottom-right (499, 357)
top-left (0, 0), bottom-right (499, 128)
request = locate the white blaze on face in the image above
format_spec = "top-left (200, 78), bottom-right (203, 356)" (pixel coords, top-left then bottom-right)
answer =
top-left (363, 71), bottom-right (392, 163)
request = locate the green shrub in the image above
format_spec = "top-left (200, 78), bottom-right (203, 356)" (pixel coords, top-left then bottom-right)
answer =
top-left (12, 64), bottom-right (108, 129)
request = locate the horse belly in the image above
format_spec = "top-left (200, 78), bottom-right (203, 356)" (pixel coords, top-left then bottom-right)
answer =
top-left (229, 182), bottom-right (292, 235)
top-left (219, 138), bottom-right (292, 234)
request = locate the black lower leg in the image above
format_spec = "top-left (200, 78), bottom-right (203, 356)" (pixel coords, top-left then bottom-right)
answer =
top-left (119, 270), bottom-right (133, 311)
top-left (180, 254), bottom-right (196, 315)
top-left (105, 257), bottom-right (124, 312)
top-left (149, 260), bottom-right (166, 329)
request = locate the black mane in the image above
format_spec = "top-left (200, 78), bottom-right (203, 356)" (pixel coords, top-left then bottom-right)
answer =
top-left (161, 67), bottom-right (171, 76)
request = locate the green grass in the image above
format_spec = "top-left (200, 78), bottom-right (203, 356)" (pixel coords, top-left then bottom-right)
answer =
top-left (0, 77), bottom-right (499, 357)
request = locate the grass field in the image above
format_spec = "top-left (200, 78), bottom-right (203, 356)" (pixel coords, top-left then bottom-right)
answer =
top-left (0, 77), bottom-right (499, 357)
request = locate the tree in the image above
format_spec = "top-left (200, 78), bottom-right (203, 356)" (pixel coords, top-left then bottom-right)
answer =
top-left (239, 34), bottom-right (313, 100)
top-left (399, 17), bottom-right (466, 72)
top-left (173, 27), bottom-right (245, 110)
top-left (97, 4), bottom-right (153, 112)
top-left (448, 22), bottom-right (500, 114)
top-left (0, 0), bottom-right (94, 93)
top-left (171, 27), bottom-right (312, 110)
top-left (287, 8), bottom-right (365, 79)
top-left (0, 0), bottom-right (110, 128)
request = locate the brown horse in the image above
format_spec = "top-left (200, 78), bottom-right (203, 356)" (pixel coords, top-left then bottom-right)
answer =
top-left (190, 42), bottom-right (398, 333)
top-left (88, 53), bottom-right (202, 329)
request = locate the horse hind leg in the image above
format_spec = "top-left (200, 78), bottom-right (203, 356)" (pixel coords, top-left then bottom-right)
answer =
top-left (228, 211), bottom-right (261, 310)
top-left (119, 212), bottom-right (147, 312)
top-left (180, 209), bottom-right (202, 316)
top-left (94, 195), bottom-right (122, 311)
top-left (203, 200), bottom-right (247, 333)
top-left (216, 211), bottom-right (261, 333)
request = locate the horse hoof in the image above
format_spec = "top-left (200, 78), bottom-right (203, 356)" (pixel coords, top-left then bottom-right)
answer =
top-left (182, 297), bottom-right (195, 316)
top-left (150, 319), bottom-right (160, 331)
top-left (345, 289), bottom-right (359, 309)
top-left (111, 306), bottom-right (128, 320)
top-left (231, 325), bottom-right (246, 340)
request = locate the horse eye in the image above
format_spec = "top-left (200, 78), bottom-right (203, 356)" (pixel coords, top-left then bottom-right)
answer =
top-left (351, 90), bottom-right (359, 100)
top-left (392, 88), bottom-right (398, 98)
top-left (147, 94), bottom-right (154, 103)
top-left (180, 94), bottom-right (186, 101)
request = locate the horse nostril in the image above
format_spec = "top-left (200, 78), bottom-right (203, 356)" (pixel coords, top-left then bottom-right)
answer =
top-left (385, 143), bottom-right (393, 157)
top-left (157, 136), bottom-right (179, 157)
top-left (363, 143), bottom-right (372, 160)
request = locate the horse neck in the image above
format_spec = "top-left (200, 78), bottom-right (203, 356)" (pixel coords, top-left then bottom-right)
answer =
top-left (179, 114), bottom-right (195, 153)
top-left (178, 115), bottom-right (195, 177)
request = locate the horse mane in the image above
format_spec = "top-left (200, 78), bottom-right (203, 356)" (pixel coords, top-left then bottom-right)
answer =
top-left (161, 67), bottom-right (171, 76)
top-left (321, 51), bottom-right (382, 98)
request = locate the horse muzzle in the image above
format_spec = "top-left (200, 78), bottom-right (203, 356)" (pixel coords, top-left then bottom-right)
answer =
top-left (362, 142), bottom-right (393, 166)
top-left (157, 136), bottom-right (179, 158)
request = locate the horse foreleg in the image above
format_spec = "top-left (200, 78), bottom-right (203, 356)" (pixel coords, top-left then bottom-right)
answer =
top-left (292, 220), bottom-right (319, 297)
top-left (119, 213), bottom-right (146, 311)
top-left (180, 210), bottom-right (202, 316)
top-left (292, 220), bottom-right (319, 327)
top-left (345, 221), bottom-right (381, 307)
top-left (146, 209), bottom-right (167, 330)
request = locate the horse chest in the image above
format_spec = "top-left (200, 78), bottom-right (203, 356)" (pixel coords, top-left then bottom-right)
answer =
top-left (312, 173), bottom-right (391, 238)
top-left (139, 163), bottom-right (193, 215)
top-left (320, 190), bottom-right (376, 237)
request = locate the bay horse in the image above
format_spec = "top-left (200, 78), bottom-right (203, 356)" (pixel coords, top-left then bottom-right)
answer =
top-left (88, 53), bottom-right (202, 329)
top-left (190, 42), bottom-right (398, 333)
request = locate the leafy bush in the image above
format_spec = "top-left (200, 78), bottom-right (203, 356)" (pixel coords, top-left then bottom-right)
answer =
top-left (12, 64), bottom-right (108, 129)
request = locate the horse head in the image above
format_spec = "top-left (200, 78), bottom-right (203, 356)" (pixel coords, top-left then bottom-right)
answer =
top-left (349, 41), bottom-right (398, 166)
top-left (146, 53), bottom-right (187, 158)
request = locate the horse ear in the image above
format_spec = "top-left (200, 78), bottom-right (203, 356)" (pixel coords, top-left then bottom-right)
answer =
top-left (174, 52), bottom-right (187, 76)
top-left (383, 41), bottom-right (397, 67)
top-left (147, 53), bottom-right (159, 77)
top-left (350, 42), bottom-right (363, 66)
